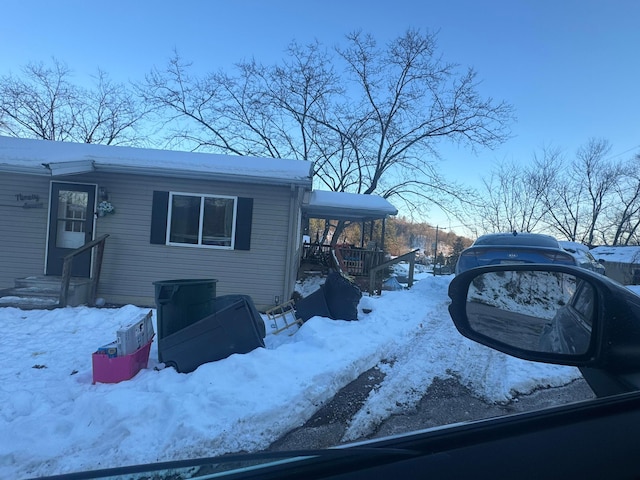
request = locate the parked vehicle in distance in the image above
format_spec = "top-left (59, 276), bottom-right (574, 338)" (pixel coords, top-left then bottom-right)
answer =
top-left (558, 240), bottom-right (606, 275)
top-left (538, 277), bottom-right (594, 355)
top-left (455, 231), bottom-right (577, 275)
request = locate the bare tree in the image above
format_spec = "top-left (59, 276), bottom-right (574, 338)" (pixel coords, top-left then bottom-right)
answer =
top-left (75, 69), bottom-right (150, 145)
top-left (474, 139), bottom-right (638, 245)
top-left (477, 161), bottom-right (521, 233)
top-left (476, 152), bottom-right (557, 234)
top-left (522, 139), bottom-right (627, 245)
top-left (608, 154), bottom-right (640, 245)
top-left (538, 150), bottom-right (583, 241)
top-left (0, 58), bottom-right (149, 145)
top-left (0, 59), bottom-right (75, 140)
top-left (575, 138), bottom-right (622, 246)
top-left (140, 30), bottom-right (514, 243)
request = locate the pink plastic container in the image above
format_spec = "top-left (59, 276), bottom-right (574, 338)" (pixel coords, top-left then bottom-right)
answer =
top-left (92, 338), bottom-right (153, 384)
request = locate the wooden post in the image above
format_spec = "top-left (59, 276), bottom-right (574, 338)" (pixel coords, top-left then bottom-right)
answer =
top-left (88, 240), bottom-right (106, 306)
top-left (368, 249), bottom-right (419, 295)
top-left (408, 252), bottom-right (415, 288)
top-left (59, 258), bottom-right (72, 307)
top-left (58, 234), bottom-right (109, 308)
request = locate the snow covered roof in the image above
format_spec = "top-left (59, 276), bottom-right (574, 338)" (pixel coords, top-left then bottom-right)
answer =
top-left (0, 136), bottom-right (313, 188)
top-left (591, 246), bottom-right (640, 264)
top-left (558, 241), bottom-right (590, 252)
top-left (303, 190), bottom-right (398, 221)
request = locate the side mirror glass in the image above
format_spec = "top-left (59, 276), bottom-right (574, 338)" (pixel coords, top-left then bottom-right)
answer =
top-left (465, 270), bottom-right (594, 356)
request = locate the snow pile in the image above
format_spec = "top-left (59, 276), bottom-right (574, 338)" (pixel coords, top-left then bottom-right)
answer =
top-left (0, 274), bottom-right (581, 478)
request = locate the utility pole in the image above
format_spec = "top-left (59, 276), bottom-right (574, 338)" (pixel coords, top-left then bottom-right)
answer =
top-left (433, 225), bottom-right (439, 276)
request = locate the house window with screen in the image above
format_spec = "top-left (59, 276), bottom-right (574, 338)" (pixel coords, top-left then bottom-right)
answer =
top-left (168, 193), bottom-right (237, 248)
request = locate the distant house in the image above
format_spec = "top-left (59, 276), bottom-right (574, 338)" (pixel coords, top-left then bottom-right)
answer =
top-left (0, 136), bottom-right (398, 310)
top-left (591, 246), bottom-right (640, 285)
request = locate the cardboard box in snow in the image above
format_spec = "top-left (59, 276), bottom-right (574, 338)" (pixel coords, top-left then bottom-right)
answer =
top-left (117, 310), bottom-right (154, 356)
top-left (96, 341), bottom-right (119, 358)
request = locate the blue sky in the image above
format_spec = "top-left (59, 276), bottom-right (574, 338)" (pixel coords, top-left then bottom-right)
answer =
top-left (2, 0), bottom-right (639, 230)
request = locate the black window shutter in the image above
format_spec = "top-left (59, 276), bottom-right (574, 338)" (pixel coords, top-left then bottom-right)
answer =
top-left (150, 191), bottom-right (169, 244)
top-left (234, 197), bottom-right (253, 250)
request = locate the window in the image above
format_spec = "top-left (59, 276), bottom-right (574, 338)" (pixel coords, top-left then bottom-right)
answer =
top-left (572, 281), bottom-right (595, 327)
top-left (167, 193), bottom-right (236, 248)
top-left (150, 191), bottom-right (253, 251)
top-left (55, 190), bottom-right (88, 248)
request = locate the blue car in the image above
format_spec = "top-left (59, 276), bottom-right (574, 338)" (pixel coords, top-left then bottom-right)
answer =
top-left (455, 232), bottom-right (577, 275)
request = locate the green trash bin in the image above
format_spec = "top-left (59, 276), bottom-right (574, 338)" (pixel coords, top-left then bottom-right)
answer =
top-left (159, 294), bottom-right (266, 373)
top-left (153, 279), bottom-right (218, 361)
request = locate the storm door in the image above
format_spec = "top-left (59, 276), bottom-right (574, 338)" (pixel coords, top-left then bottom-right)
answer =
top-left (46, 182), bottom-right (96, 277)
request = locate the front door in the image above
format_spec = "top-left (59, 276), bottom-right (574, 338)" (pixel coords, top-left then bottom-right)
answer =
top-left (46, 182), bottom-right (96, 277)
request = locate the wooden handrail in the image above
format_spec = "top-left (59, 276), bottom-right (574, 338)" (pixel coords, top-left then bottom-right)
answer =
top-left (368, 249), bottom-right (419, 295)
top-left (59, 234), bottom-right (109, 307)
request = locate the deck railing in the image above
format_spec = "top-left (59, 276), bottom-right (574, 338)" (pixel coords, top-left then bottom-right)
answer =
top-left (301, 242), bottom-right (334, 267)
top-left (301, 242), bottom-right (419, 295)
top-left (334, 245), bottom-right (386, 277)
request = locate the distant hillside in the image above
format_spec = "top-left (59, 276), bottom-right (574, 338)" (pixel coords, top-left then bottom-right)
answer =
top-left (337, 217), bottom-right (474, 266)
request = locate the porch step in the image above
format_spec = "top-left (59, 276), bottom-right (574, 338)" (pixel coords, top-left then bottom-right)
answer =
top-left (0, 276), bottom-right (92, 309)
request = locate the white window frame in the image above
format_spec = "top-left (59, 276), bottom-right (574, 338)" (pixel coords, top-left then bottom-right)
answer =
top-left (166, 192), bottom-right (238, 249)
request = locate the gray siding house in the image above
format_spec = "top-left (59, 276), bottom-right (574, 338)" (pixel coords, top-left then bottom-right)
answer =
top-left (0, 136), bottom-right (313, 310)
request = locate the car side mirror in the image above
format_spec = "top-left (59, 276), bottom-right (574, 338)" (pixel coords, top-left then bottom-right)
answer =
top-left (448, 264), bottom-right (640, 370)
top-left (449, 267), bottom-right (598, 365)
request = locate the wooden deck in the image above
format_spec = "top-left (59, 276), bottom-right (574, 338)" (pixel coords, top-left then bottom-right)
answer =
top-left (301, 243), bottom-right (418, 294)
top-left (302, 243), bottom-right (383, 275)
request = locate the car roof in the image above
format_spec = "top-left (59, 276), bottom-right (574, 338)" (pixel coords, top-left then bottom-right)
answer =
top-left (558, 241), bottom-right (589, 253)
top-left (472, 232), bottom-right (561, 248)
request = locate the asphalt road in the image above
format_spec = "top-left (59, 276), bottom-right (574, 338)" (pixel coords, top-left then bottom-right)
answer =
top-left (466, 301), bottom-right (549, 351)
top-left (267, 365), bottom-right (595, 451)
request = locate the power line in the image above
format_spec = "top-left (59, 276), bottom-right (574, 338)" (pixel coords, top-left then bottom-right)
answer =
top-left (605, 144), bottom-right (640, 161)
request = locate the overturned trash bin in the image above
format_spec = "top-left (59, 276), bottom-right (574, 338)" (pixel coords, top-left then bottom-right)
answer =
top-left (158, 294), bottom-right (266, 373)
top-left (153, 279), bottom-right (218, 351)
top-left (294, 287), bottom-right (332, 323)
top-left (295, 272), bottom-right (362, 322)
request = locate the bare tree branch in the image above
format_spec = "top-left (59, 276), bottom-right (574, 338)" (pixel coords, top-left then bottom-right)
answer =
top-left (0, 58), bottom-right (148, 145)
top-left (138, 30), bottom-right (514, 241)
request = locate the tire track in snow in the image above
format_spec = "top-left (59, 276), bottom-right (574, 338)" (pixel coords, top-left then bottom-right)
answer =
top-left (342, 277), bottom-right (582, 441)
top-left (342, 281), bottom-right (457, 441)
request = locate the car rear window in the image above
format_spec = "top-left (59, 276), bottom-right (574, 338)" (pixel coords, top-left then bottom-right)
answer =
top-left (474, 234), bottom-right (560, 248)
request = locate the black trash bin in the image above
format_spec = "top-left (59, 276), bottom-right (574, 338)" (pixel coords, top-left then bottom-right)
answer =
top-left (294, 287), bottom-right (332, 322)
top-left (295, 272), bottom-right (362, 322)
top-left (322, 272), bottom-right (362, 321)
top-left (159, 294), bottom-right (266, 373)
top-left (153, 279), bottom-right (218, 361)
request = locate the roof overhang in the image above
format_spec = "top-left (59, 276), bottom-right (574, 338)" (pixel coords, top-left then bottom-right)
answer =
top-left (91, 162), bottom-right (313, 187)
top-left (44, 160), bottom-right (95, 176)
top-left (0, 136), bottom-right (313, 189)
top-left (302, 190), bottom-right (398, 222)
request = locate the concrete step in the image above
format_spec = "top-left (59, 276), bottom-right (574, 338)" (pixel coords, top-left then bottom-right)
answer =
top-left (0, 276), bottom-right (93, 309)
top-left (4, 285), bottom-right (60, 297)
top-left (0, 288), bottom-right (59, 309)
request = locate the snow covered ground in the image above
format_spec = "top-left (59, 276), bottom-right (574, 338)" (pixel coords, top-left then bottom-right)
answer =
top-left (1, 271), bottom-right (585, 478)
